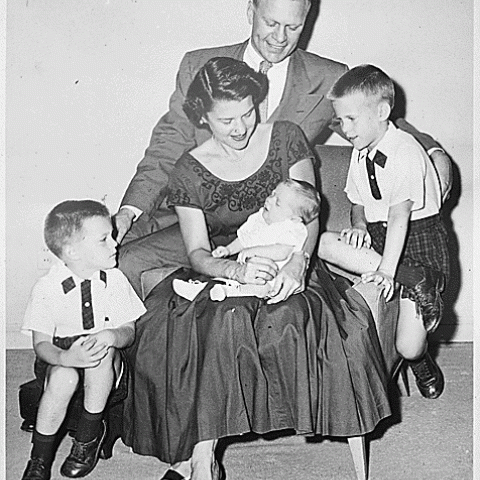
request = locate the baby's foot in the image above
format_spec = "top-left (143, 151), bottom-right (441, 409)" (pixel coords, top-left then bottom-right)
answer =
top-left (173, 279), bottom-right (208, 301)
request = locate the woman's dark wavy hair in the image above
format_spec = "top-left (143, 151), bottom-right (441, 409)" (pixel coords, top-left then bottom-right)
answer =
top-left (183, 57), bottom-right (268, 128)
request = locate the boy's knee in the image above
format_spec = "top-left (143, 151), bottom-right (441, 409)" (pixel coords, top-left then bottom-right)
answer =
top-left (45, 366), bottom-right (79, 395)
top-left (318, 232), bottom-right (338, 260)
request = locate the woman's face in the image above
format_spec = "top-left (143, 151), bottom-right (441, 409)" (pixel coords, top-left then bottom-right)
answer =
top-left (203, 96), bottom-right (257, 150)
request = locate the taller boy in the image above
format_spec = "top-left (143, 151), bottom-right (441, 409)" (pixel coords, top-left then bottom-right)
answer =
top-left (319, 65), bottom-right (449, 399)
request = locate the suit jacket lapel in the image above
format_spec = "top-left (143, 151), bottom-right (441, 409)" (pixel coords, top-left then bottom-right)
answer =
top-left (270, 50), bottom-right (324, 125)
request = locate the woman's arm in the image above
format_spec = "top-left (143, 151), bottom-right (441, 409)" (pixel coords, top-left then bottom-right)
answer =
top-left (267, 158), bottom-right (319, 303)
top-left (175, 206), bottom-right (278, 284)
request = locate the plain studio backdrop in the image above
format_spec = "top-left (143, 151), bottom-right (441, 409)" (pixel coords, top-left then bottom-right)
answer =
top-left (5, 0), bottom-right (473, 348)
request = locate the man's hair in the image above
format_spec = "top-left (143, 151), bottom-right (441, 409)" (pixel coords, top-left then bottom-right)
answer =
top-left (282, 178), bottom-right (320, 224)
top-left (327, 64), bottom-right (395, 108)
top-left (183, 57), bottom-right (268, 128)
top-left (44, 199), bottom-right (110, 259)
top-left (251, 0), bottom-right (311, 12)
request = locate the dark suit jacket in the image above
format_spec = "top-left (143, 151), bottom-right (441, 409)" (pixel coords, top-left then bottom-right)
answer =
top-left (121, 41), bottom-right (348, 228)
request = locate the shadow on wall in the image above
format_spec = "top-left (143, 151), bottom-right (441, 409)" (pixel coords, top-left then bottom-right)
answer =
top-left (391, 81), bottom-right (462, 342)
top-left (298, 0), bottom-right (321, 52)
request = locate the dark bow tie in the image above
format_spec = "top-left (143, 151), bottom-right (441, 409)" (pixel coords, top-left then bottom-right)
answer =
top-left (370, 150), bottom-right (387, 168)
top-left (61, 270), bottom-right (107, 294)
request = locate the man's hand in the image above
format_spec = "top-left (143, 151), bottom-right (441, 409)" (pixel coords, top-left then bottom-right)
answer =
top-left (114, 208), bottom-right (135, 244)
top-left (430, 149), bottom-right (453, 203)
top-left (341, 227), bottom-right (371, 249)
top-left (61, 336), bottom-right (109, 369)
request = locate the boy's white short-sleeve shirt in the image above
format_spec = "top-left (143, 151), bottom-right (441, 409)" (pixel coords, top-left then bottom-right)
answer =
top-left (345, 122), bottom-right (442, 223)
top-left (22, 263), bottom-right (146, 338)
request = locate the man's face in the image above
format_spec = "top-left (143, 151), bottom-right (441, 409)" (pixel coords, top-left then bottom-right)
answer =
top-left (247, 0), bottom-right (309, 64)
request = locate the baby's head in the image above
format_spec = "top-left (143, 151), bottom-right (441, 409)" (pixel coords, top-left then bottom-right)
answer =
top-left (263, 179), bottom-right (320, 225)
top-left (44, 200), bottom-right (117, 275)
top-left (327, 64), bottom-right (394, 152)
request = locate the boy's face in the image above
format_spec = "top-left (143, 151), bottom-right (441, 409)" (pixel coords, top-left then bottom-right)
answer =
top-left (332, 92), bottom-right (387, 152)
top-left (263, 183), bottom-right (299, 224)
top-left (68, 216), bottom-right (117, 275)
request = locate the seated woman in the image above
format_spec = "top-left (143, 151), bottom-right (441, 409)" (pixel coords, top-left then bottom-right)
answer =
top-left (122, 57), bottom-right (391, 480)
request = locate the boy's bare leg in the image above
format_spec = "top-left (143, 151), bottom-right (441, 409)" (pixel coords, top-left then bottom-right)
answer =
top-left (21, 367), bottom-right (80, 480)
top-left (36, 366), bottom-right (80, 434)
top-left (60, 348), bottom-right (117, 478)
top-left (318, 232), bottom-right (381, 275)
top-left (395, 298), bottom-right (427, 359)
top-left (395, 296), bottom-right (444, 399)
top-left (83, 347), bottom-right (117, 413)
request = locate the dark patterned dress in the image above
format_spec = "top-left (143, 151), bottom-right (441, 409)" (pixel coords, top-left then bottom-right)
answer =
top-left (122, 121), bottom-right (391, 464)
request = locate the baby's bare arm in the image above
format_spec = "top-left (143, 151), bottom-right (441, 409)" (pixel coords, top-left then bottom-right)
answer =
top-left (237, 244), bottom-right (295, 264)
top-left (212, 238), bottom-right (242, 258)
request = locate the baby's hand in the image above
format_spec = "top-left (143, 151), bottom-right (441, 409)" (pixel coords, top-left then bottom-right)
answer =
top-left (340, 227), bottom-right (371, 249)
top-left (237, 249), bottom-right (251, 264)
top-left (361, 270), bottom-right (395, 301)
top-left (212, 246), bottom-right (229, 258)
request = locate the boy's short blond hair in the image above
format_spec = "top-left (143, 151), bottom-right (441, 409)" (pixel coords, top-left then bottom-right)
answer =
top-left (327, 64), bottom-right (395, 108)
top-left (44, 200), bottom-right (110, 259)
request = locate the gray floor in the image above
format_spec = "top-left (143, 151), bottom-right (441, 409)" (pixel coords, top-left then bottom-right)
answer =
top-left (5, 344), bottom-right (473, 480)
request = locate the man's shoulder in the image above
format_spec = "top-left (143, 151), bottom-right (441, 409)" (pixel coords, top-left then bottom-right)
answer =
top-left (183, 41), bottom-right (247, 64)
top-left (292, 49), bottom-right (348, 75)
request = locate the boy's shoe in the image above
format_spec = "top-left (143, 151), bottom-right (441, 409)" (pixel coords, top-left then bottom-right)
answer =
top-left (407, 267), bottom-right (445, 333)
top-left (408, 352), bottom-right (445, 399)
top-left (21, 457), bottom-right (51, 480)
top-left (60, 421), bottom-right (106, 478)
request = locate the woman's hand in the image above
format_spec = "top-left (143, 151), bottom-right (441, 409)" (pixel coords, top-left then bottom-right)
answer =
top-left (232, 256), bottom-right (278, 284)
top-left (266, 251), bottom-right (307, 304)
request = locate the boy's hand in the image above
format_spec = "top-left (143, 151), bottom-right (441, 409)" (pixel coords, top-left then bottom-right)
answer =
top-left (212, 246), bottom-right (229, 258)
top-left (61, 336), bottom-right (109, 369)
top-left (340, 227), bottom-right (371, 249)
top-left (361, 270), bottom-right (395, 301)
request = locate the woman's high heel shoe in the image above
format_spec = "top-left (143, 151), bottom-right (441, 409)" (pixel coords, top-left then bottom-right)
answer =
top-left (390, 357), bottom-right (410, 396)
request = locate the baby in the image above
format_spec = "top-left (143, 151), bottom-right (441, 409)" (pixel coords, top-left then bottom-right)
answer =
top-left (173, 179), bottom-right (320, 302)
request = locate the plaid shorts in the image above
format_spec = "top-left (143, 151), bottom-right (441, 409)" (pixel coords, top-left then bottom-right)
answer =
top-left (34, 335), bottom-right (128, 405)
top-left (367, 214), bottom-right (450, 283)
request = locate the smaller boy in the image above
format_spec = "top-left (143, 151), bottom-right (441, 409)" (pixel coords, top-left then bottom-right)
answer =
top-left (318, 65), bottom-right (449, 399)
top-left (21, 200), bottom-right (146, 480)
top-left (173, 179), bottom-right (320, 301)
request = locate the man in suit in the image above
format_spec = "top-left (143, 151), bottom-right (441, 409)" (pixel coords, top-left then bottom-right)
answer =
top-left (115, 0), bottom-right (451, 297)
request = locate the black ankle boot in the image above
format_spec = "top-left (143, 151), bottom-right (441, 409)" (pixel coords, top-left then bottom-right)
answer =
top-left (406, 267), bottom-right (445, 333)
top-left (60, 421), bottom-right (106, 478)
top-left (22, 457), bottom-right (52, 480)
top-left (408, 352), bottom-right (445, 399)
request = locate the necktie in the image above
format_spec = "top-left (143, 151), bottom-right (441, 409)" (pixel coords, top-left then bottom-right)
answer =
top-left (81, 280), bottom-right (94, 330)
top-left (364, 150), bottom-right (387, 200)
top-left (259, 60), bottom-right (273, 122)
